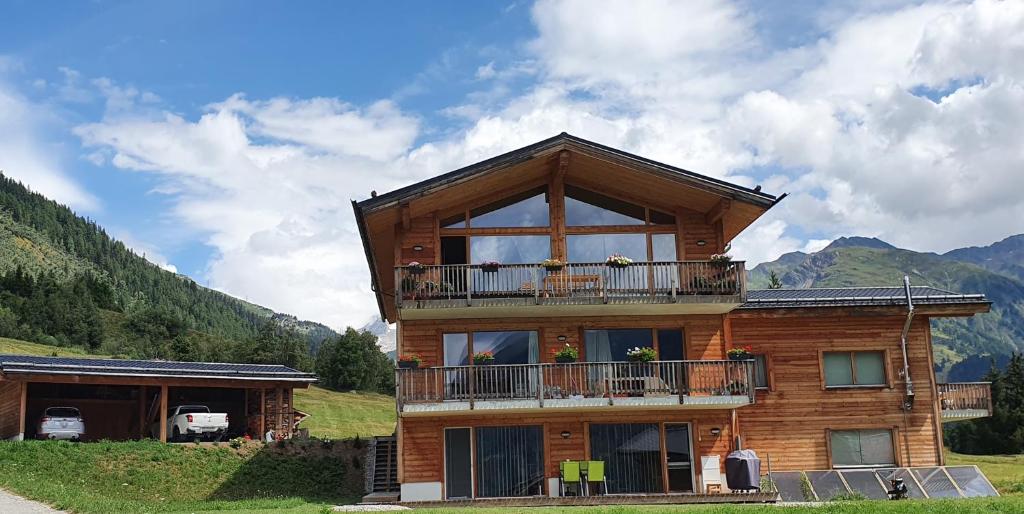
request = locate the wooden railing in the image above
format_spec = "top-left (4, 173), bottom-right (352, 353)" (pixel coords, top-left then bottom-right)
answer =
top-left (395, 260), bottom-right (746, 309)
top-left (396, 360), bottom-right (755, 411)
top-left (937, 382), bottom-right (993, 417)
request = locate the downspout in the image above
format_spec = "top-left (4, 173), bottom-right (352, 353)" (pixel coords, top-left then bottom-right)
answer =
top-left (900, 276), bottom-right (915, 467)
top-left (900, 275), bottom-right (916, 408)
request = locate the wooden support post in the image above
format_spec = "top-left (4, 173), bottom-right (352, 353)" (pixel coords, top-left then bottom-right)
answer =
top-left (259, 388), bottom-right (266, 438)
top-left (159, 384), bottom-right (168, 443)
top-left (18, 382), bottom-right (27, 441)
top-left (276, 387), bottom-right (284, 435)
top-left (549, 150), bottom-right (569, 261)
top-left (138, 385), bottom-right (147, 439)
top-left (675, 208), bottom-right (687, 260)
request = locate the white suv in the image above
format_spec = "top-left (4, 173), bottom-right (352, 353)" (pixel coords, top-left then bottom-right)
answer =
top-left (37, 406), bottom-right (85, 441)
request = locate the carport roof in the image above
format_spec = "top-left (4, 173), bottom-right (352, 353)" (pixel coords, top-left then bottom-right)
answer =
top-left (0, 355), bottom-right (317, 382)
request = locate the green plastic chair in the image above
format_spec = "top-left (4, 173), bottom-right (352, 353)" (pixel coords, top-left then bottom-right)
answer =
top-left (586, 460), bottom-right (607, 495)
top-left (559, 460), bottom-right (583, 496)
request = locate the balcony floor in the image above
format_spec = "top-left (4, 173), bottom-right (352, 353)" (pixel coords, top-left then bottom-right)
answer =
top-left (400, 394), bottom-right (752, 416)
top-left (399, 296), bottom-right (742, 319)
top-left (941, 408), bottom-right (991, 422)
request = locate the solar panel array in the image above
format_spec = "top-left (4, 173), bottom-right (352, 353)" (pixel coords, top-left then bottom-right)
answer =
top-left (768, 466), bottom-right (997, 502)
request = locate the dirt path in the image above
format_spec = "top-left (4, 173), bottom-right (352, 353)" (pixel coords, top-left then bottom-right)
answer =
top-left (0, 489), bottom-right (65, 513)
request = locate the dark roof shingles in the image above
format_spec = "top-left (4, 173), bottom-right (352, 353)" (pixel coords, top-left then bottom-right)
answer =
top-left (0, 355), bottom-right (316, 381)
top-left (740, 286), bottom-right (988, 309)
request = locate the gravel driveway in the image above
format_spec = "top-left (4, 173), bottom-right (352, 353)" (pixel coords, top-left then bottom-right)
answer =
top-left (0, 489), bottom-right (65, 513)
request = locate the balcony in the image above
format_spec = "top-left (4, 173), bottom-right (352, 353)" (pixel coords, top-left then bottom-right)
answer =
top-left (394, 261), bottom-right (746, 319)
top-left (396, 360), bottom-right (755, 415)
top-left (938, 382), bottom-right (993, 421)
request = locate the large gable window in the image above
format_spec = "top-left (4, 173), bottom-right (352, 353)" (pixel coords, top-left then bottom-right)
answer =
top-left (469, 187), bottom-right (549, 228)
top-left (565, 185), bottom-right (646, 226)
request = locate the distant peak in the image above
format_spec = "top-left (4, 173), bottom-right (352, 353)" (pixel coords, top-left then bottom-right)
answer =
top-left (823, 236), bottom-right (896, 251)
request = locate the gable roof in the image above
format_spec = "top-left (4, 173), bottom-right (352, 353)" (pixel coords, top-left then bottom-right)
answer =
top-left (739, 286), bottom-right (990, 310)
top-left (0, 355), bottom-right (317, 382)
top-left (356, 132), bottom-right (781, 213)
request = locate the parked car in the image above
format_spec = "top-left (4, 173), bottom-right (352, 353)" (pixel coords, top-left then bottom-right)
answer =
top-left (37, 406), bottom-right (85, 441)
top-left (154, 405), bottom-right (229, 442)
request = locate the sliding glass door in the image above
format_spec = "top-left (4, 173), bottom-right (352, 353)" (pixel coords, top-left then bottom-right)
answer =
top-left (475, 426), bottom-right (545, 498)
top-left (665, 424), bottom-right (695, 492)
top-left (589, 423), bottom-right (664, 494)
top-left (445, 428), bottom-right (473, 499)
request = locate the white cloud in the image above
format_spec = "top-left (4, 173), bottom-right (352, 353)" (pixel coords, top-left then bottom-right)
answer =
top-left (61, 0), bottom-right (1024, 330)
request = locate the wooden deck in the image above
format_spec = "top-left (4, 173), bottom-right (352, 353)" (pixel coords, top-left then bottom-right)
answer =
top-left (398, 492), bottom-right (779, 508)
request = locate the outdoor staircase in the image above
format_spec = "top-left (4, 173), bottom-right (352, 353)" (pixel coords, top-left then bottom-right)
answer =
top-left (362, 435), bottom-right (399, 503)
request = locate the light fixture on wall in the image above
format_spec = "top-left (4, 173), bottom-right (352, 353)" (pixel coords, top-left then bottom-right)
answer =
top-left (557, 335), bottom-right (567, 342)
top-left (709, 428), bottom-right (722, 436)
top-left (560, 431), bottom-right (571, 439)
top-left (412, 245), bottom-right (424, 251)
top-left (696, 240), bottom-right (707, 247)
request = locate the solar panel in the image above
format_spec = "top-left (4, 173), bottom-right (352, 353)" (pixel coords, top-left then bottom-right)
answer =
top-left (805, 470), bottom-right (849, 500)
top-left (874, 468), bottom-right (926, 499)
top-left (840, 470), bottom-right (888, 500)
top-left (946, 466), bottom-right (998, 497)
top-left (913, 467), bottom-right (962, 498)
top-left (770, 471), bottom-right (810, 501)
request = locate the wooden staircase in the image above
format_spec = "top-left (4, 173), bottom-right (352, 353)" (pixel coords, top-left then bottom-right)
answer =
top-left (362, 435), bottom-right (399, 503)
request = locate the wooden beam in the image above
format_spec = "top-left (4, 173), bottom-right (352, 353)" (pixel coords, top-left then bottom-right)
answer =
top-left (675, 208), bottom-right (687, 261)
top-left (704, 198), bottom-right (731, 226)
top-left (276, 387), bottom-right (284, 435)
top-left (260, 388), bottom-right (266, 438)
top-left (549, 151), bottom-right (568, 261)
top-left (18, 382), bottom-right (27, 440)
top-left (555, 149), bottom-right (570, 181)
top-left (400, 203), bottom-right (411, 231)
top-left (0, 373), bottom-right (311, 389)
top-left (138, 385), bottom-right (146, 439)
top-left (158, 384), bottom-right (168, 443)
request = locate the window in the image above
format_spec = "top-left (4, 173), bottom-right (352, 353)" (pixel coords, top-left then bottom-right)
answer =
top-left (651, 233), bottom-right (677, 261)
top-left (470, 235), bottom-right (549, 264)
top-left (469, 187), bottom-right (549, 228)
top-left (475, 426), bottom-right (545, 497)
top-left (754, 354), bottom-right (769, 389)
top-left (590, 423), bottom-right (663, 493)
top-left (830, 429), bottom-right (895, 467)
top-left (445, 331), bottom-right (539, 365)
top-left (584, 329), bottom-right (654, 362)
top-left (567, 233), bottom-right (647, 263)
top-left (823, 351), bottom-right (886, 387)
top-left (565, 185), bottom-right (646, 226)
top-left (656, 329), bottom-right (685, 361)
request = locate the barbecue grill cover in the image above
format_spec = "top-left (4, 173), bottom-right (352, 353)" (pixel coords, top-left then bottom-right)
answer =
top-left (725, 449), bottom-right (761, 491)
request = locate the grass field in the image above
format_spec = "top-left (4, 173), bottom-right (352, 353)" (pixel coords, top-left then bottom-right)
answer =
top-left (0, 337), bottom-right (98, 357)
top-left (293, 386), bottom-right (395, 439)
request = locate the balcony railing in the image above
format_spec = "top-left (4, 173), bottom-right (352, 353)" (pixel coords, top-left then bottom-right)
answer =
top-left (395, 260), bottom-right (746, 310)
top-left (938, 382), bottom-right (993, 421)
top-left (396, 360), bottom-right (755, 414)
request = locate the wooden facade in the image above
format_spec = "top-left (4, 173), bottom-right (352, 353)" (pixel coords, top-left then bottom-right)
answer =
top-left (355, 135), bottom-right (991, 502)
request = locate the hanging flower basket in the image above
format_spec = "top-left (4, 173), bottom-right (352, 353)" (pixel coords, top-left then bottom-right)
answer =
top-left (480, 261), bottom-right (501, 273)
top-left (626, 346), bottom-right (656, 362)
top-left (552, 343), bottom-right (579, 364)
top-left (541, 258), bottom-right (564, 272)
top-left (407, 262), bottom-right (426, 275)
top-left (727, 345), bottom-right (753, 361)
top-left (473, 351), bottom-right (495, 365)
top-left (606, 254), bottom-right (633, 269)
top-left (397, 354), bottom-right (422, 369)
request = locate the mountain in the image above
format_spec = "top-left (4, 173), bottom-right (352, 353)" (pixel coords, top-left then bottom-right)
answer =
top-left (749, 235), bottom-right (1024, 381)
top-left (943, 234), bottom-right (1024, 284)
top-left (362, 316), bottom-right (397, 357)
top-left (0, 173), bottom-right (338, 356)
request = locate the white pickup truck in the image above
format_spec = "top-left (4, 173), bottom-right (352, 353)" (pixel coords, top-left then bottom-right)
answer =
top-left (158, 405), bottom-right (229, 442)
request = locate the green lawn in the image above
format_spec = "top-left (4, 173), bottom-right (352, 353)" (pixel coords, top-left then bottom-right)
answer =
top-left (294, 386), bottom-right (395, 440)
top-left (0, 337), bottom-right (99, 357)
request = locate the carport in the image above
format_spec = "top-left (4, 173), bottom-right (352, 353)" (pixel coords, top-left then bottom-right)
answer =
top-left (0, 355), bottom-right (316, 442)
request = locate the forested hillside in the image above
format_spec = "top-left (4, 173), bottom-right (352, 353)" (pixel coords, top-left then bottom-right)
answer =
top-left (749, 236), bottom-right (1024, 381)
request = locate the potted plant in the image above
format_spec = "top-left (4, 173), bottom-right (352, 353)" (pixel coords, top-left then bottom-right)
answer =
top-left (606, 254), bottom-right (633, 269)
top-left (709, 253), bottom-right (733, 263)
top-left (473, 351), bottom-right (495, 365)
top-left (407, 261), bottom-right (426, 275)
top-left (626, 346), bottom-right (656, 362)
top-left (727, 345), bottom-right (754, 361)
top-left (541, 258), bottom-right (564, 272)
top-left (553, 344), bottom-right (579, 364)
top-left (397, 354), bottom-right (422, 369)
top-left (480, 260), bottom-right (501, 273)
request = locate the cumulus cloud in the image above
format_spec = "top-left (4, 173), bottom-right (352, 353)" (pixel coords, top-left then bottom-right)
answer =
top-left (60, 0), bottom-right (1024, 330)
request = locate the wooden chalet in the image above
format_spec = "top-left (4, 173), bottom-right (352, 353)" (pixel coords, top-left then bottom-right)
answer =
top-left (0, 355), bottom-right (316, 442)
top-left (353, 133), bottom-right (993, 503)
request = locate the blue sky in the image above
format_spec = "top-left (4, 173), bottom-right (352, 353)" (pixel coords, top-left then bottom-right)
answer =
top-left (1, 0), bottom-right (1022, 329)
